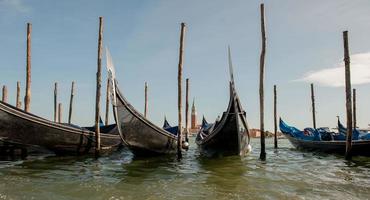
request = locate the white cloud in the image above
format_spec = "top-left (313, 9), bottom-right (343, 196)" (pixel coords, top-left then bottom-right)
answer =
top-left (0, 0), bottom-right (30, 13)
top-left (299, 52), bottom-right (370, 87)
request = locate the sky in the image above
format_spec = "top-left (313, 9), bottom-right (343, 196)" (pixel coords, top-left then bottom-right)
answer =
top-left (1, 0), bottom-right (370, 131)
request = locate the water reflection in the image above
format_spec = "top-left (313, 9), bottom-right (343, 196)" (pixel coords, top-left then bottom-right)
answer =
top-left (0, 138), bottom-right (369, 199)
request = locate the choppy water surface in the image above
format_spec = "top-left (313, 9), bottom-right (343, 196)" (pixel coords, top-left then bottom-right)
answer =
top-left (0, 138), bottom-right (369, 200)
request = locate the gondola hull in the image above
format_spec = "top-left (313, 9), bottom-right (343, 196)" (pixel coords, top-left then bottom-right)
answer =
top-left (194, 48), bottom-right (251, 157)
top-left (195, 81), bottom-right (250, 157)
top-left (0, 101), bottom-right (121, 155)
top-left (285, 134), bottom-right (370, 156)
top-left (115, 90), bottom-right (178, 156)
top-left (196, 113), bottom-right (249, 156)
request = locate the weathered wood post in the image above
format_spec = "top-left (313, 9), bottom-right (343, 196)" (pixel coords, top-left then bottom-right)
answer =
top-left (185, 78), bottom-right (189, 142)
top-left (259, 3), bottom-right (267, 160)
top-left (16, 81), bottom-right (21, 108)
top-left (105, 78), bottom-right (110, 125)
top-left (58, 103), bottom-right (62, 123)
top-left (353, 88), bottom-right (356, 129)
top-left (68, 81), bottom-right (75, 124)
top-left (177, 22), bottom-right (186, 159)
top-left (310, 83), bottom-right (317, 129)
top-left (24, 23), bottom-right (31, 112)
top-left (144, 82), bottom-right (148, 118)
top-left (274, 85), bottom-right (278, 149)
top-left (343, 30), bottom-right (353, 160)
top-left (95, 16), bottom-right (103, 157)
top-left (2, 86), bottom-right (8, 103)
top-left (54, 82), bottom-right (58, 122)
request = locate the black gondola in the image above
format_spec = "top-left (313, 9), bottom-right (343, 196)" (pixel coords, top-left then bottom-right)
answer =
top-left (112, 87), bottom-right (178, 155)
top-left (195, 47), bottom-right (251, 156)
top-left (106, 53), bottom-right (178, 156)
top-left (0, 101), bottom-right (121, 156)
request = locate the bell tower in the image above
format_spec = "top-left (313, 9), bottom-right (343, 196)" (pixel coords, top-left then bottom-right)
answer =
top-left (191, 98), bottom-right (197, 129)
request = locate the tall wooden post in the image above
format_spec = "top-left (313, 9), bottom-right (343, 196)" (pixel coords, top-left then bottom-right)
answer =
top-left (24, 23), bottom-right (31, 112)
top-left (185, 78), bottom-right (189, 142)
top-left (58, 103), bottom-right (62, 123)
top-left (2, 86), bottom-right (8, 103)
top-left (105, 78), bottom-right (110, 125)
top-left (144, 82), bottom-right (148, 118)
top-left (343, 30), bottom-right (353, 160)
top-left (311, 83), bottom-right (316, 129)
top-left (259, 3), bottom-right (266, 160)
top-left (54, 82), bottom-right (58, 122)
top-left (68, 81), bottom-right (75, 124)
top-left (16, 81), bottom-right (21, 108)
top-left (95, 17), bottom-right (103, 157)
top-left (274, 85), bottom-right (277, 149)
top-left (177, 22), bottom-right (186, 160)
top-left (353, 88), bottom-right (356, 129)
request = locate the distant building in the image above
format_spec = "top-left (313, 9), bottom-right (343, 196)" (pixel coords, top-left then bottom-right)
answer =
top-left (249, 129), bottom-right (261, 138)
top-left (191, 99), bottom-right (197, 129)
top-left (189, 99), bottom-right (200, 134)
top-left (249, 128), bottom-right (283, 138)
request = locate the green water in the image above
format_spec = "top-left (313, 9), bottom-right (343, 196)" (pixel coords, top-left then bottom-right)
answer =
top-left (0, 138), bottom-right (369, 200)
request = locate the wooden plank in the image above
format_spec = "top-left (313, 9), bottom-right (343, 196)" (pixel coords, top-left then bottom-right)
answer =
top-left (95, 17), bottom-right (103, 157)
top-left (105, 78), bottom-right (110, 125)
top-left (185, 78), bottom-right (189, 142)
top-left (2, 85), bottom-right (7, 103)
top-left (68, 81), bottom-right (75, 124)
top-left (58, 103), bottom-right (62, 123)
top-left (144, 82), bottom-right (148, 118)
top-left (353, 88), bottom-right (356, 129)
top-left (24, 23), bottom-right (31, 112)
top-left (274, 85), bottom-right (277, 149)
top-left (311, 83), bottom-right (316, 129)
top-left (177, 22), bottom-right (186, 159)
top-left (54, 82), bottom-right (58, 122)
top-left (16, 81), bottom-right (21, 108)
top-left (343, 30), bottom-right (353, 160)
top-left (259, 3), bottom-right (266, 160)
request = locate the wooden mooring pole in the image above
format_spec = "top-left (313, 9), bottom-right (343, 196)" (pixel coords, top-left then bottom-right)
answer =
top-left (144, 82), bottom-right (148, 118)
top-left (177, 22), bottom-right (186, 160)
top-left (24, 23), bottom-right (31, 112)
top-left (259, 3), bottom-right (266, 160)
top-left (68, 81), bottom-right (75, 124)
top-left (54, 82), bottom-right (58, 122)
top-left (185, 78), bottom-right (189, 143)
top-left (343, 30), bottom-right (353, 160)
top-left (58, 103), bottom-right (62, 123)
top-left (353, 88), bottom-right (356, 129)
top-left (105, 78), bottom-right (110, 125)
top-left (274, 85), bottom-right (277, 149)
top-left (95, 16), bottom-right (103, 157)
top-left (16, 81), bottom-right (21, 108)
top-left (311, 83), bottom-right (316, 129)
top-left (2, 85), bottom-right (8, 103)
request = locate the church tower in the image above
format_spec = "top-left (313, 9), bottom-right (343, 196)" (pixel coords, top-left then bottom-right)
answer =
top-left (191, 98), bottom-right (197, 129)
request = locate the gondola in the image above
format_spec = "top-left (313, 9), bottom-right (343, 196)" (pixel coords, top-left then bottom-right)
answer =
top-left (201, 116), bottom-right (209, 129)
top-left (111, 86), bottom-right (178, 155)
top-left (195, 48), bottom-right (251, 156)
top-left (106, 53), bottom-right (178, 156)
top-left (162, 117), bottom-right (179, 136)
top-left (0, 100), bottom-right (122, 156)
top-left (336, 119), bottom-right (370, 140)
top-left (279, 119), bottom-right (370, 156)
